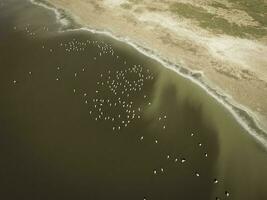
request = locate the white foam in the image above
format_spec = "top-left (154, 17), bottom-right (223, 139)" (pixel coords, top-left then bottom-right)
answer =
top-left (29, 0), bottom-right (69, 27)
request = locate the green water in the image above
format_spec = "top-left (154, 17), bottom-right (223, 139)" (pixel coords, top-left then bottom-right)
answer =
top-left (0, 0), bottom-right (267, 199)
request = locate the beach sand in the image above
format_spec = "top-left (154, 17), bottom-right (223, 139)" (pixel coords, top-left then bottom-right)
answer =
top-left (44, 0), bottom-right (267, 134)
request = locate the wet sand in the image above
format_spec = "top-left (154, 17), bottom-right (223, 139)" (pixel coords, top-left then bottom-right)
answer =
top-left (0, 0), bottom-right (267, 200)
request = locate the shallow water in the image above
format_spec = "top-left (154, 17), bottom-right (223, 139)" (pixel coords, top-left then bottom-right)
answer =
top-left (0, 0), bottom-right (267, 200)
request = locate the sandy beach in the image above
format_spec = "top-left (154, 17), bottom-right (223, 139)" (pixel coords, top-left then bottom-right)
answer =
top-left (42, 0), bottom-right (267, 134)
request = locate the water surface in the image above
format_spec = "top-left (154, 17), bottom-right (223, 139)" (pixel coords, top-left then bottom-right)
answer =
top-left (0, 1), bottom-right (267, 200)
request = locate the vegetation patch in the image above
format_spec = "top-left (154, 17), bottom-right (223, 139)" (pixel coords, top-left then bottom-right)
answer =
top-left (228, 0), bottom-right (267, 27)
top-left (210, 1), bottom-right (229, 9)
top-left (121, 3), bottom-right (132, 9)
top-left (170, 2), bottom-right (266, 38)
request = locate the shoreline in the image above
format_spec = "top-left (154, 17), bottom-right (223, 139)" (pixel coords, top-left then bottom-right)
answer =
top-left (29, 0), bottom-right (267, 148)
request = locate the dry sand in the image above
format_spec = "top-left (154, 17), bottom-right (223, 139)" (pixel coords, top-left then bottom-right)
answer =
top-left (44, 0), bottom-right (267, 132)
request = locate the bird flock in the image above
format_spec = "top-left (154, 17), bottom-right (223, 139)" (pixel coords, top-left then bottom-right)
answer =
top-left (87, 64), bottom-right (156, 132)
top-left (11, 22), bottom-right (231, 200)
